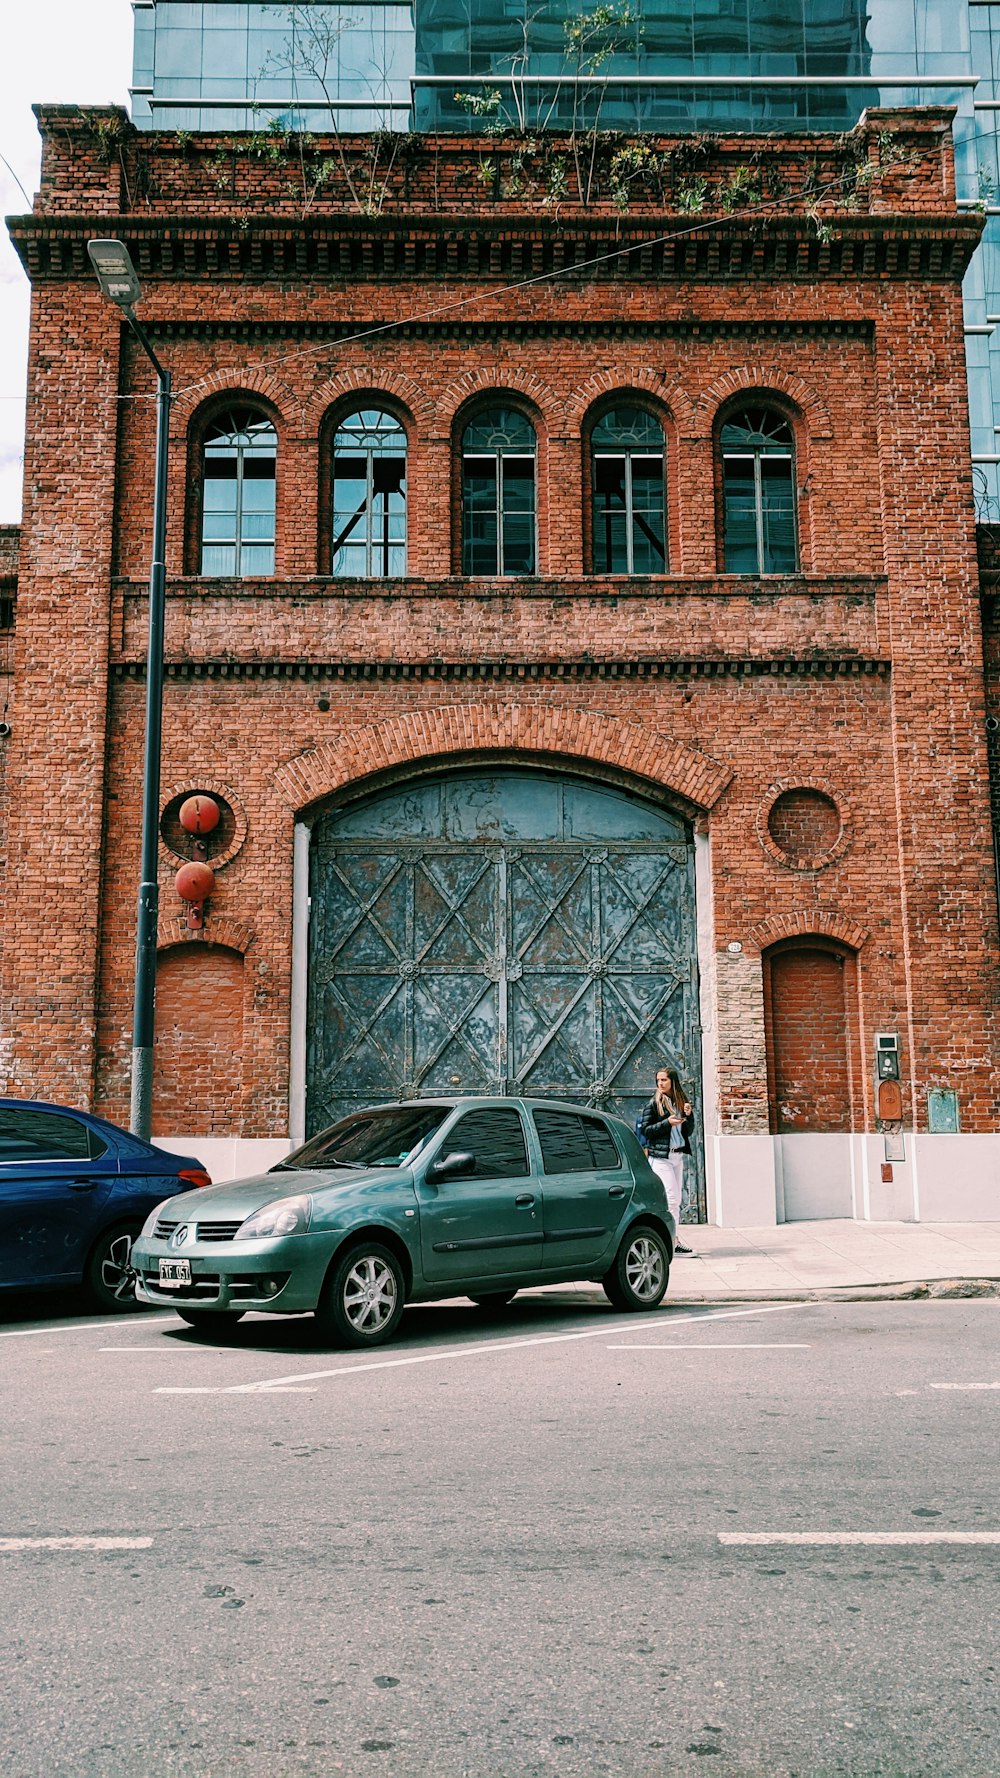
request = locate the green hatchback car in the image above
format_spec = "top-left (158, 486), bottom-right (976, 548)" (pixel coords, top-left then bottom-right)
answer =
top-left (132, 1097), bottom-right (676, 1346)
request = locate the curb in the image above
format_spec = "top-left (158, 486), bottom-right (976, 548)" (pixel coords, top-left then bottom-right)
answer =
top-left (666, 1278), bottom-right (1000, 1304)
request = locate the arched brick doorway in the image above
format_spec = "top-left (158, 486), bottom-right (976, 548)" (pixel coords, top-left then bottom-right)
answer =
top-left (305, 764), bottom-right (706, 1219)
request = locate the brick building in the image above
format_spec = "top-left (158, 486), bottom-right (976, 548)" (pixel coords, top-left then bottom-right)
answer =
top-left (1, 102), bottom-right (998, 1224)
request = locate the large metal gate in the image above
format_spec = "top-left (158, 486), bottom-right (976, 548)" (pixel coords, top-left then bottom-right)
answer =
top-left (306, 771), bottom-right (705, 1217)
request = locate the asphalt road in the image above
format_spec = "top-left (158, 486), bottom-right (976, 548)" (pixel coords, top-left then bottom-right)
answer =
top-left (1, 1289), bottom-right (998, 1778)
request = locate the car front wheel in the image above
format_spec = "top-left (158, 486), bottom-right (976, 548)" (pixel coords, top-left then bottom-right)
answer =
top-left (84, 1225), bottom-right (142, 1313)
top-left (602, 1224), bottom-right (670, 1312)
top-left (317, 1242), bottom-right (406, 1348)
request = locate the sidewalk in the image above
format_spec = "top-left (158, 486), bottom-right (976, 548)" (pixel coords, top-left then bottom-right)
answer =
top-left (540, 1220), bottom-right (1000, 1304)
top-left (667, 1219), bottom-right (1000, 1300)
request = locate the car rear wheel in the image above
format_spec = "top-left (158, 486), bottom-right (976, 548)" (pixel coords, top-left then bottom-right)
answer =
top-left (317, 1241), bottom-right (406, 1348)
top-left (84, 1225), bottom-right (143, 1313)
top-left (469, 1291), bottom-right (517, 1309)
top-left (176, 1308), bottom-right (246, 1332)
top-left (602, 1224), bottom-right (669, 1312)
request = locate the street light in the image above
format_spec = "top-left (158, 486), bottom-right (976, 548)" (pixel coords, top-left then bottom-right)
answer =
top-left (88, 239), bottom-right (171, 1141)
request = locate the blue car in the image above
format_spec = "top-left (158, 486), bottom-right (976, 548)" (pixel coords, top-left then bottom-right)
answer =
top-left (0, 1098), bottom-right (210, 1312)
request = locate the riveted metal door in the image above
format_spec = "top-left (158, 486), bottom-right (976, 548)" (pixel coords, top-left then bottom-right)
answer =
top-left (307, 771), bottom-right (704, 1218)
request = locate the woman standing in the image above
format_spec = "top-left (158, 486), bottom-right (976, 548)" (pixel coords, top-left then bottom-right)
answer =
top-left (638, 1066), bottom-right (695, 1255)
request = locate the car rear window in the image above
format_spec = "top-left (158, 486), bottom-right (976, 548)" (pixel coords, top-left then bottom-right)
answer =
top-left (0, 1107), bottom-right (103, 1163)
top-left (444, 1108), bottom-right (530, 1180)
top-left (532, 1109), bottom-right (622, 1174)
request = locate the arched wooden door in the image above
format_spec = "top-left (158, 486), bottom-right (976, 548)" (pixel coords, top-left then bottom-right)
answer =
top-left (306, 768), bottom-right (705, 1218)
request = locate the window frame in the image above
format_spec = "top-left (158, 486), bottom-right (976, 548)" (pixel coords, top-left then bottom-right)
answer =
top-left (719, 403), bottom-right (800, 576)
top-left (589, 405), bottom-right (667, 576)
top-left (0, 1107), bottom-right (105, 1165)
top-left (532, 1108), bottom-right (624, 1174)
top-left (440, 1106), bottom-right (531, 1181)
top-left (196, 402), bottom-right (278, 579)
top-left (459, 405), bottom-right (538, 578)
top-left (330, 406), bottom-right (408, 580)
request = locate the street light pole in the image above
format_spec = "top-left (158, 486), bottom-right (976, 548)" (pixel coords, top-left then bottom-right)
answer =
top-left (88, 240), bottom-right (171, 1140)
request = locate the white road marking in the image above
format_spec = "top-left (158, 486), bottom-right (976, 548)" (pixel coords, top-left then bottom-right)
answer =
top-left (161, 1385), bottom-right (318, 1393)
top-left (155, 1303), bottom-right (803, 1394)
top-left (719, 1532), bottom-right (1000, 1546)
top-left (930, 1382), bottom-right (1000, 1391)
top-left (609, 1342), bottom-right (811, 1351)
top-left (0, 1316), bottom-right (178, 1340)
top-left (0, 1536), bottom-right (154, 1551)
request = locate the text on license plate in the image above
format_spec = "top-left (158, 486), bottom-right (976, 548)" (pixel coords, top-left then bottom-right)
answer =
top-left (158, 1258), bottom-right (191, 1287)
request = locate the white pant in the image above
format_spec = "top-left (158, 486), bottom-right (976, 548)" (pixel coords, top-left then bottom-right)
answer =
top-left (651, 1154), bottom-right (683, 1225)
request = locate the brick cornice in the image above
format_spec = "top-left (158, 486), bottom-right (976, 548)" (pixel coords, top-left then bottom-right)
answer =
top-left (8, 212), bottom-right (981, 286)
top-left (111, 658), bottom-right (892, 683)
top-left (87, 316), bottom-right (882, 345)
top-left (115, 572), bottom-right (887, 597)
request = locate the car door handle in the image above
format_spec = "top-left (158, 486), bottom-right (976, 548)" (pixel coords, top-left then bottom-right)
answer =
top-left (608, 1185), bottom-right (626, 1198)
top-left (515, 1193), bottom-right (535, 1207)
top-left (68, 1179), bottom-right (98, 1192)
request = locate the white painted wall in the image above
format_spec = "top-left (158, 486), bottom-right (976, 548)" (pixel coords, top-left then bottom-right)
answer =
top-left (777, 1133), bottom-right (855, 1221)
top-left (912, 1134), bottom-right (1000, 1221)
top-left (153, 1136), bottom-right (294, 1184)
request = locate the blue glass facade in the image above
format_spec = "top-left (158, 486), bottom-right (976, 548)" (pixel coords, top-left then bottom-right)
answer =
top-left (130, 2), bottom-right (415, 131)
top-left (129, 0), bottom-right (1000, 503)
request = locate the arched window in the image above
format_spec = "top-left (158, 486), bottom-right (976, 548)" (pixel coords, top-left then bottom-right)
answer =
top-left (591, 406), bottom-right (666, 574)
top-left (201, 406), bottom-right (276, 576)
top-left (462, 407), bottom-right (536, 576)
top-left (720, 405), bottom-right (798, 573)
top-left (332, 408), bottom-right (407, 577)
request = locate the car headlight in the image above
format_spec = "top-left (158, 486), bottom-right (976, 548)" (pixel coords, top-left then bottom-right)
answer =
top-left (234, 1195), bottom-right (312, 1240)
top-left (140, 1200), bottom-right (170, 1238)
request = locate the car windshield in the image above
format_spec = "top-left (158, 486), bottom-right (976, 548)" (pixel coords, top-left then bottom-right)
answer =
top-left (278, 1106), bottom-right (450, 1171)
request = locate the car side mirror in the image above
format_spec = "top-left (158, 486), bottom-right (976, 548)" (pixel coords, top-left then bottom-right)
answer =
top-left (426, 1150), bottom-right (475, 1182)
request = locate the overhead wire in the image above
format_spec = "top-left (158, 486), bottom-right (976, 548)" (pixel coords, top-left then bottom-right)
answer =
top-left (97, 143), bottom-right (942, 407)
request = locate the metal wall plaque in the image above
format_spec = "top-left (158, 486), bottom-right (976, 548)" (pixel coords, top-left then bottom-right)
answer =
top-left (927, 1089), bottom-right (959, 1134)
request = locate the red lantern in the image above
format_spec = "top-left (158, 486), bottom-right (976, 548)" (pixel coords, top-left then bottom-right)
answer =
top-left (175, 861), bottom-right (216, 902)
top-left (179, 794), bottom-right (220, 836)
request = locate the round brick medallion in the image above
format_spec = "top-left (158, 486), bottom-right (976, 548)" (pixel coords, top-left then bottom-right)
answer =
top-left (757, 782), bottom-right (848, 871)
top-left (160, 782), bottom-right (248, 869)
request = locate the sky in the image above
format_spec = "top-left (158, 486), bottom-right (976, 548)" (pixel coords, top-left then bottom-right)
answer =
top-left (0, 2), bottom-right (134, 523)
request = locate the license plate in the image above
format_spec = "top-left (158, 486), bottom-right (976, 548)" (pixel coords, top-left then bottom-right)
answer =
top-left (158, 1258), bottom-right (191, 1287)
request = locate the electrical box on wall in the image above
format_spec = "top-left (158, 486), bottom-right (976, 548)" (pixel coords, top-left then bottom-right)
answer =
top-left (875, 1032), bottom-right (900, 1080)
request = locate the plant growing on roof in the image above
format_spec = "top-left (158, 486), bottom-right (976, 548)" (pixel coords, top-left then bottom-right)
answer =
top-left (255, 3), bottom-right (408, 214)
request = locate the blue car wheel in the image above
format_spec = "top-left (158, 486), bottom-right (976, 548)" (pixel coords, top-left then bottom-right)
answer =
top-left (84, 1223), bottom-right (142, 1313)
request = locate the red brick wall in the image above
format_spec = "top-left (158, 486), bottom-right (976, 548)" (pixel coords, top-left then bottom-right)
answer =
top-left (0, 529), bottom-right (15, 935)
top-left (1, 103), bottom-right (998, 1145)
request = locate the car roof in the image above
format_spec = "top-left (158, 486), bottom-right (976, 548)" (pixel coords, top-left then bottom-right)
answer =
top-left (1, 1095), bottom-right (114, 1122)
top-left (347, 1096), bottom-right (624, 1120)
top-left (0, 1097), bottom-right (156, 1150)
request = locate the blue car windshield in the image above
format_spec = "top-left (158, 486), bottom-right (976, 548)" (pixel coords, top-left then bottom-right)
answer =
top-left (280, 1107), bottom-right (449, 1170)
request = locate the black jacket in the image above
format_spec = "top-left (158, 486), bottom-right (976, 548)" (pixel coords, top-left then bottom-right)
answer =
top-left (638, 1097), bottom-right (693, 1159)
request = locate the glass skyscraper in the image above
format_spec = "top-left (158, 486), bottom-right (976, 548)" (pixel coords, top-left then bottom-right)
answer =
top-left (129, 0), bottom-right (1000, 503)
